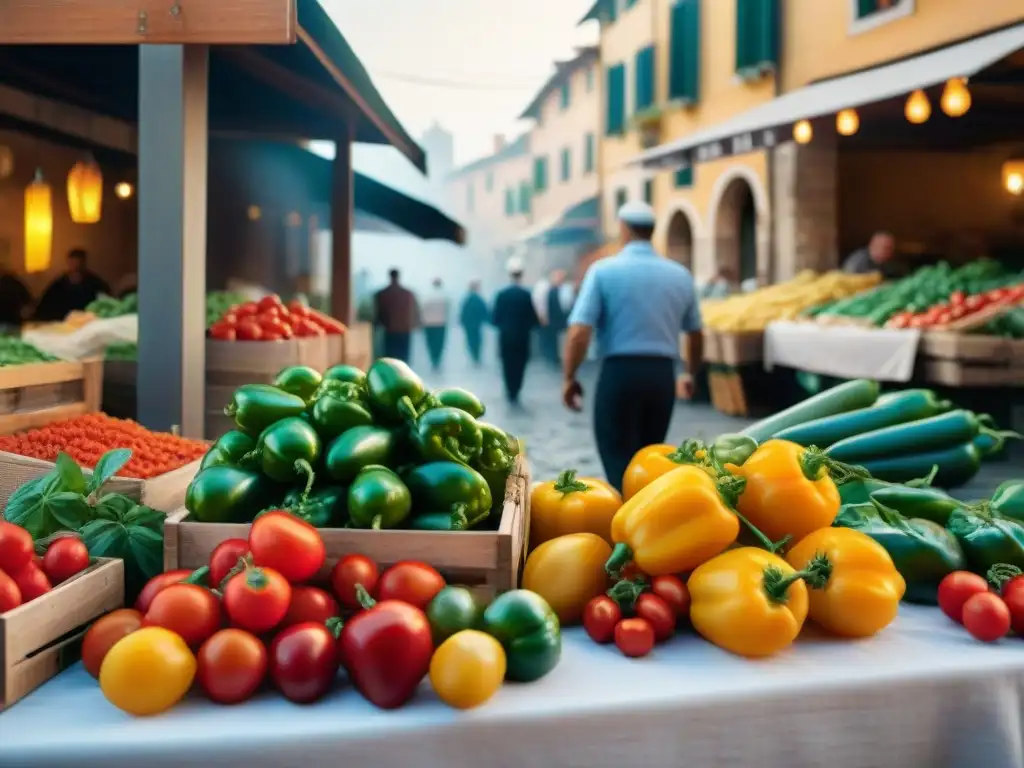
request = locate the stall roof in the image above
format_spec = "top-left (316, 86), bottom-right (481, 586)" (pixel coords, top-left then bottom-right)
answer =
top-left (632, 22), bottom-right (1024, 170)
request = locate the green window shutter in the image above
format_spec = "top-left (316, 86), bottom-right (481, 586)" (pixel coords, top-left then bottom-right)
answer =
top-left (605, 0), bottom-right (618, 24)
top-left (505, 188), bottom-right (515, 216)
top-left (674, 165), bottom-right (693, 188)
top-left (634, 46), bottom-right (655, 112)
top-left (614, 188), bottom-right (628, 210)
top-left (519, 182), bottom-right (532, 214)
top-left (561, 148), bottom-right (571, 181)
top-left (735, 0), bottom-right (778, 76)
top-left (533, 156), bottom-right (548, 193)
top-left (605, 64), bottom-right (626, 135)
top-left (560, 81), bottom-right (571, 110)
top-left (625, 0), bottom-right (638, 8)
top-left (669, 0), bottom-right (701, 103)
top-left (584, 133), bottom-right (595, 173)
top-left (643, 180), bottom-right (654, 205)
top-left (856, 0), bottom-right (878, 17)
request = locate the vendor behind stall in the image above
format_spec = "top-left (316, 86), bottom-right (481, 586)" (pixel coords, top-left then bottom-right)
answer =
top-left (34, 249), bottom-right (110, 321)
top-left (0, 266), bottom-right (32, 329)
top-left (843, 231), bottom-right (897, 278)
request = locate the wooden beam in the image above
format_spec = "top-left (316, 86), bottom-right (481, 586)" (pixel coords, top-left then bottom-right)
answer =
top-left (0, 0), bottom-right (296, 45)
top-left (0, 83), bottom-right (136, 153)
top-left (330, 127), bottom-right (355, 325)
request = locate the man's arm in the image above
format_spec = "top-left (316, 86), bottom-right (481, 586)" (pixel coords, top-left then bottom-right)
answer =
top-left (680, 287), bottom-right (704, 378)
top-left (562, 324), bottom-right (592, 383)
top-left (562, 270), bottom-right (601, 384)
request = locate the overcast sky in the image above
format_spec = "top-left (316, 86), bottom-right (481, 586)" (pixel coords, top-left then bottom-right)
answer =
top-left (321, 0), bottom-right (598, 166)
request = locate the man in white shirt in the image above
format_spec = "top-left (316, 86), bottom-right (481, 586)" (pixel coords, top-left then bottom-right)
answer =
top-left (420, 278), bottom-right (450, 371)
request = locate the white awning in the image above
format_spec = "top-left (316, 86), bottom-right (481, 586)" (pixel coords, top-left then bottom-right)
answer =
top-left (631, 22), bottom-right (1024, 169)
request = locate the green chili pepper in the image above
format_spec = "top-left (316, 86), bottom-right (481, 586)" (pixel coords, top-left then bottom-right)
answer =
top-left (836, 466), bottom-right (938, 506)
top-left (347, 464), bottom-right (412, 530)
top-left (868, 486), bottom-right (965, 527)
top-left (708, 433), bottom-right (758, 467)
top-left (200, 430), bottom-right (256, 470)
top-left (186, 465), bottom-right (271, 523)
top-left (475, 422), bottom-right (515, 473)
top-left (992, 481), bottom-right (1024, 523)
top-left (272, 365), bottom-right (323, 403)
top-left (947, 505), bottom-right (1024, 574)
top-left (309, 385), bottom-right (374, 441)
top-left (245, 417), bottom-right (321, 490)
top-left (481, 590), bottom-right (561, 682)
top-left (224, 384), bottom-right (307, 436)
top-left (325, 426), bottom-right (395, 483)
top-left (366, 358), bottom-right (425, 424)
top-left (323, 364), bottom-right (367, 389)
top-left (403, 461), bottom-right (493, 525)
top-left (411, 406), bottom-right (483, 466)
top-left (431, 387), bottom-right (486, 419)
top-left (427, 586), bottom-right (482, 644)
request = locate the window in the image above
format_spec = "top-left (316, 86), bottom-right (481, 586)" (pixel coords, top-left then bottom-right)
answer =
top-left (634, 46), bottom-right (656, 113)
top-left (605, 63), bottom-right (626, 136)
top-left (849, 0), bottom-right (914, 34)
top-left (624, 0), bottom-right (639, 9)
top-left (614, 188), bottom-right (628, 211)
top-left (604, 0), bottom-right (618, 24)
top-left (584, 133), bottom-right (596, 174)
top-left (533, 156), bottom-right (549, 193)
top-left (674, 165), bottom-right (694, 188)
top-left (485, 171), bottom-right (494, 192)
top-left (519, 181), bottom-right (532, 214)
top-left (561, 147), bottom-right (572, 182)
top-left (504, 187), bottom-right (515, 216)
top-left (643, 180), bottom-right (654, 205)
top-left (560, 81), bottom-right (571, 110)
top-left (586, 66), bottom-right (595, 92)
top-left (669, 0), bottom-right (701, 103)
top-left (735, 0), bottom-right (778, 78)
top-left (467, 183), bottom-right (474, 213)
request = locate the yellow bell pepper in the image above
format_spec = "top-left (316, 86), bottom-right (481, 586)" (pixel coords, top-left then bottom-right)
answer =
top-left (522, 533), bottom-right (612, 624)
top-left (621, 440), bottom-right (704, 501)
top-left (688, 547), bottom-right (829, 658)
top-left (529, 470), bottom-right (621, 549)
top-left (786, 527), bottom-right (905, 638)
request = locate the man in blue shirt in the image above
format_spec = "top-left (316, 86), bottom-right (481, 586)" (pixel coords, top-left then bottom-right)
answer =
top-left (491, 257), bottom-right (540, 405)
top-left (563, 201), bottom-right (704, 492)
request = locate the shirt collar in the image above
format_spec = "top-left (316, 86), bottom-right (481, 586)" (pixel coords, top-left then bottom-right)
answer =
top-left (620, 241), bottom-right (657, 257)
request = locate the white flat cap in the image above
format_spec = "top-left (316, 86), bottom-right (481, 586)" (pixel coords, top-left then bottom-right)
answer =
top-left (506, 255), bottom-right (525, 273)
top-left (618, 200), bottom-right (656, 227)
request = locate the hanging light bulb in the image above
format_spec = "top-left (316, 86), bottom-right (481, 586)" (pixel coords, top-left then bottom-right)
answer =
top-left (793, 119), bottom-right (813, 144)
top-left (940, 78), bottom-right (971, 118)
top-left (836, 109), bottom-right (860, 136)
top-left (114, 182), bottom-right (134, 200)
top-left (1003, 160), bottom-right (1024, 196)
top-left (905, 90), bottom-right (931, 124)
top-left (24, 169), bottom-right (53, 274)
top-left (247, 205), bottom-right (262, 221)
top-left (67, 155), bottom-right (104, 223)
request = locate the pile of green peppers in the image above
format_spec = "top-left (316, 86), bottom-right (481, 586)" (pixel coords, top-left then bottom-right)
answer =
top-left (834, 475), bottom-right (1024, 604)
top-left (0, 338), bottom-right (56, 367)
top-left (185, 358), bottom-right (520, 533)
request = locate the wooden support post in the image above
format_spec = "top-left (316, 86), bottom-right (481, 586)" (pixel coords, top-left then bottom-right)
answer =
top-left (330, 128), bottom-right (355, 324)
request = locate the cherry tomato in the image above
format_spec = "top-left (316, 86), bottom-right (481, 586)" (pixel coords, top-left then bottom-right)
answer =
top-left (934, 310), bottom-right (952, 326)
top-left (1009, 284), bottom-right (1024, 302)
top-left (287, 300), bottom-right (310, 317)
top-left (614, 617), bottom-right (655, 658)
top-left (583, 595), bottom-right (621, 644)
top-left (223, 564), bottom-right (291, 633)
top-left (987, 288), bottom-right (1010, 303)
top-left (962, 592), bottom-right (1010, 643)
top-left (257, 294), bottom-right (284, 313)
top-left (144, 583), bottom-right (222, 648)
top-left (331, 555), bottom-right (379, 609)
top-left (280, 586), bottom-right (340, 629)
top-left (651, 575), bottom-right (690, 619)
top-left (42, 537), bottom-right (90, 585)
top-left (235, 319), bottom-right (263, 341)
top-left (135, 569), bottom-right (192, 613)
top-left (376, 561), bottom-right (445, 610)
top-left (100, 627), bottom-right (196, 716)
top-left (234, 302), bottom-right (259, 318)
top-left (270, 621), bottom-right (339, 703)
top-left (965, 294), bottom-right (989, 312)
top-left (949, 290), bottom-right (965, 307)
top-left (634, 593), bottom-right (676, 642)
top-left (13, 561), bottom-right (51, 602)
top-left (209, 538), bottom-right (249, 589)
top-left (1002, 580), bottom-right (1024, 636)
top-left (82, 608), bottom-right (143, 678)
top-left (197, 628), bottom-right (268, 704)
top-left (0, 521), bottom-right (33, 575)
top-left (262, 331), bottom-right (284, 342)
top-left (937, 571), bottom-right (989, 624)
top-left (0, 568), bottom-right (22, 613)
top-left (249, 512), bottom-right (325, 584)
top-left (208, 322), bottom-right (237, 342)
top-left (293, 318), bottom-right (326, 338)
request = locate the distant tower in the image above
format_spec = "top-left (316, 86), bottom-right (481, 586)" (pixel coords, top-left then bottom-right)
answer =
top-left (420, 122), bottom-right (455, 205)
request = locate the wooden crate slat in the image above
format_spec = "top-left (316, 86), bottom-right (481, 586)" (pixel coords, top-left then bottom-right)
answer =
top-left (0, 360), bottom-right (85, 389)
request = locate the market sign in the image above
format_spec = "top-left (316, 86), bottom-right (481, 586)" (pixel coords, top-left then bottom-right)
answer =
top-left (644, 127), bottom-right (781, 171)
top-left (0, 0), bottom-right (297, 45)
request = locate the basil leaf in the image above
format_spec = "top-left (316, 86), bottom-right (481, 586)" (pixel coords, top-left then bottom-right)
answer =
top-left (78, 519), bottom-right (127, 559)
top-left (48, 491), bottom-right (93, 531)
top-left (55, 453), bottom-right (87, 495)
top-left (4, 472), bottom-right (61, 538)
top-left (94, 493), bottom-right (139, 522)
top-left (88, 449), bottom-right (132, 495)
top-left (127, 525), bottom-right (164, 580)
top-left (124, 505), bottom-right (166, 530)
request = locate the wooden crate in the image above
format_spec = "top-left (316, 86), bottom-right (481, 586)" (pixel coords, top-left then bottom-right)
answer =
top-left (716, 331), bottom-right (764, 366)
top-left (920, 332), bottom-right (1024, 363)
top-left (0, 359), bottom-right (103, 435)
top-left (326, 335), bottom-right (345, 368)
top-left (0, 452), bottom-right (202, 515)
top-left (1, 558), bottom-right (124, 710)
top-left (921, 360), bottom-right (1024, 388)
top-left (700, 330), bottom-right (722, 364)
top-left (708, 368), bottom-right (750, 418)
top-left (165, 454), bottom-right (531, 600)
top-left (343, 323), bottom-right (373, 371)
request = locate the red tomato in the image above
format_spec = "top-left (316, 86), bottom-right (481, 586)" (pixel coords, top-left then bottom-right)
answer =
top-left (144, 583), bottom-right (222, 648)
top-left (280, 586), bottom-right (340, 629)
top-left (287, 300), bottom-right (310, 317)
top-left (965, 294), bottom-right (989, 312)
top-left (220, 313), bottom-right (239, 325)
top-left (135, 569), bottom-right (193, 613)
top-left (331, 555), bottom-right (379, 609)
top-left (583, 596), bottom-right (621, 644)
top-left (13, 562), bottom-right (51, 602)
top-left (651, 575), bottom-right (690, 619)
top-left (1002, 581), bottom-right (1024, 636)
top-left (249, 512), bottom-right (326, 584)
top-left (933, 310), bottom-right (952, 326)
top-left (376, 561), bottom-right (445, 610)
top-left (223, 564), bottom-right (291, 634)
top-left (258, 316), bottom-right (293, 339)
top-left (962, 592), bottom-right (1010, 642)
top-left (948, 290), bottom-right (965, 307)
top-left (310, 314), bottom-right (346, 335)
top-left (42, 537), bottom-right (90, 585)
top-left (987, 288), bottom-right (1010, 303)
top-left (634, 593), bottom-right (676, 642)
top-left (81, 608), bottom-right (143, 678)
top-left (235, 302), bottom-right (259, 318)
top-left (209, 322), bottom-right (237, 342)
top-left (270, 622), bottom-right (339, 703)
top-left (0, 568), bottom-right (21, 613)
top-left (235, 319), bottom-right (264, 341)
top-left (1009, 285), bottom-right (1024, 302)
top-left (908, 317), bottom-right (929, 329)
top-left (614, 618), bottom-right (655, 658)
top-left (257, 294), bottom-right (284, 313)
top-left (0, 522), bottom-right (33, 575)
top-left (887, 315), bottom-right (910, 329)
top-left (209, 538), bottom-right (249, 589)
top-left (197, 628), bottom-right (268, 704)
top-left (937, 571), bottom-right (989, 624)
top-left (262, 331), bottom-right (284, 342)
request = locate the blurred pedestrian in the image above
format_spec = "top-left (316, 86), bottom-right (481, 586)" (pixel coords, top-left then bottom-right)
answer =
top-left (459, 279), bottom-right (488, 365)
top-left (0, 264), bottom-right (32, 330)
top-left (421, 278), bottom-right (450, 371)
top-left (843, 231), bottom-right (897, 277)
top-left (539, 269), bottom-right (570, 365)
top-left (491, 257), bottom-right (540, 405)
top-left (562, 201), bottom-right (703, 492)
top-left (373, 268), bottom-right (419, 363)
top-left (34, 248), bottom-right (110, 321)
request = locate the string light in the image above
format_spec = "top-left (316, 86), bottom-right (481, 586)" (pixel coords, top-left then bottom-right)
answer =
top-left (793, 120), bottom-right (813, 144)
top-left (940, 78), bottom-right (971, 118)
top-left (905, 90), bottom-right (931, 124)
top-left (836, 109), bottom-right (859, 136)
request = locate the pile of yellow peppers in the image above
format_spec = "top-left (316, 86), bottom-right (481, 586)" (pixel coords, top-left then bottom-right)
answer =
top-left (526, 438), bottom-right (907, 659)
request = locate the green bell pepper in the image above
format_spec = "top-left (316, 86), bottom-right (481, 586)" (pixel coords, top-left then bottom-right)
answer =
top-left (431, 387), bottom-right (486, 419)
top-left (366, 358), bottom-right (425, 424)
top-left (325, 426), bottom-right (395, 483)
top-left (272, 365), bottom-right (323, 403)
top-left (426, 586), bottom-right (481, 644)
top-left (475, 422), bottom-right (515, 473)
top-left (403, 461), bottom-right (492, 525)
top-left (868, 486), bottom-right (965, 527)
top-left (200, 430), bottom-right (256, 470)
top-left (224, 384), bottom-right (307, 436)
top-left (708, 433), bottom-right (758, 467)
top-left (947, 505), bottom-right (1024, 574)
top-left (323, 364), bottom-right (368, 389)
top-left (348, 464), bottom-right (412, 530)
top-left (186, 465), bottom-right (270, 523)
top-left (481, 590), bottom-right (561, 682)
top-left (992, 481), bottom-right (1024, 523)
top-left (246, 417), bottom-right (321, 490)
top-left (412, 406), bottom-right (483, 466)
top-left (309, 384), bottom-right (374, 441)
top-left (281, 483), bottom-right (348, 527)
top-left (409, 507), bottom-right (481, 531)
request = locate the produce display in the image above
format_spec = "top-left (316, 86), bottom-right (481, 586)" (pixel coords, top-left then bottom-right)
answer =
top-left (0, 412), bottom-right (207, 479)
top-left (701, 270), bottom-right (881, 332)
top-left (86, 290), bottom-right (245, 329)
top-left (0, 519), bottom-right (93, 613)
top-left (186, 358), bottom-right (519, 530)
top-left (105, 342), bottom-right (138, 362)
top-left (208, 294), bottom-right (345, 342)
top-left (0, 337), bottom-right (57, 367)
top-left (27, 310), bottom-right (96, 335)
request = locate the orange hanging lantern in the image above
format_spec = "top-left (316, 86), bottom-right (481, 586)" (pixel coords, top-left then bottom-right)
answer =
top-left (67, 155), bottom-right (104, 223)
top-left (24, 169), bottom-right (53, 274)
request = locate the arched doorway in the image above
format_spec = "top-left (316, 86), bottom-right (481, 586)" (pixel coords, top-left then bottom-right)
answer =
top-left (714, 177), bottom-right (758, 283)
top-left (666, 209), bottom-right (694, 269)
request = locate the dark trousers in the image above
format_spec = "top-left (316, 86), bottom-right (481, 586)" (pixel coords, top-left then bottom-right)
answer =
top-left (382, 332), bottom-right (411, 363)
top-left (463, 324), bottom-right (483, 364)
top-left (539, 326), bottom-right (561, 365)
top-left (594, 356), bottom-right (676, 492)
top-left (424, 326), bottom-right (447, 369)
top-left (499, 335), bottom-right (530, 403)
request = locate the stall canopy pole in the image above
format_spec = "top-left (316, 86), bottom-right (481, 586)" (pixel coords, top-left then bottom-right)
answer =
top-left (137, 45), bottom-right (209, 437)
top-left (330, 125), bottom-right (355, 324)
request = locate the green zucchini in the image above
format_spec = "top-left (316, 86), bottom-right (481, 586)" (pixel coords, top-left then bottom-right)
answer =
top-left (740, 379), bottom-right (880, 443)
top-left (856, 442), bottom-right (981, 489)
top-left (773, 389), bottom-right (951, 447)
top-left (825, 410), bottom-right (991, 463)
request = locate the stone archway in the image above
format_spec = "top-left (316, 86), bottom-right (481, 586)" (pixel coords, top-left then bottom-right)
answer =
top-left (713, 176), bottom-right (757, 283)
top-left (666, 209), bottom-right (695, 270)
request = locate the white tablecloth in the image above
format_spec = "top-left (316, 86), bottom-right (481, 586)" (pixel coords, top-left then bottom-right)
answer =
top-left (1, 606), bottom-right (1023, 768)
top-left (764, 322), bottom-right (922, 382)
